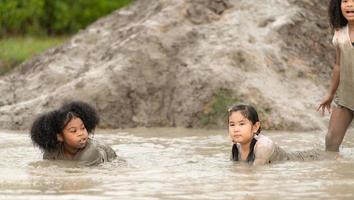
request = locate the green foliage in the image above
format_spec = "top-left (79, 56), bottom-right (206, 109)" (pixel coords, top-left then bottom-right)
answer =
top-left (0, 0), bottom-right (133, 36)
top-left (0, 0), bottom-right (45, 36)
top-left (0, 36), bottom-right (67, 75)
top-left (197, 88), bottom-right (274, 129)
top-left (198, 89), bottom-right (240, 127)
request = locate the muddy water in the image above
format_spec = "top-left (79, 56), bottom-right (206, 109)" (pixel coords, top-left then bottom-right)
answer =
top-left (1, 128), bottom-right (354, 200)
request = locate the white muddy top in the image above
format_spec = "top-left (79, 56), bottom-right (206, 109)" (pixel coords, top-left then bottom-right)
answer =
top-left (332, 25), bottom-right (354, 110)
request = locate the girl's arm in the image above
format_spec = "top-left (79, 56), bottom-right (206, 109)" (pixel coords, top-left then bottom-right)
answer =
top-left (253, 136), bottom-right (275, 165)
top-left (328, 47), bottom-right (341, 97)
top-left (77, 139), bottom-right (117, 165)
top-left (318, 46), bottom-right (340, 115)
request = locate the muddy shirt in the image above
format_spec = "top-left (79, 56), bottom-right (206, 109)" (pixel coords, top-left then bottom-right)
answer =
top-left (252, 135), bottom-right (326, 165)
top-left (332, 25), bottom-right (354, 111)
top-left (43, 138), bottom-right (117, 166)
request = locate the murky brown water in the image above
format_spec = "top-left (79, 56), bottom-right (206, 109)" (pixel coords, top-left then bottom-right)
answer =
top-left (1, 128), bottom-right (354, 200)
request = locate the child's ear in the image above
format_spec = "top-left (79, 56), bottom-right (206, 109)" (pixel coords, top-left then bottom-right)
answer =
top-left (252, 122), bottom-right (260, 134)
top-left (57, 134), bottom-right (64, 142)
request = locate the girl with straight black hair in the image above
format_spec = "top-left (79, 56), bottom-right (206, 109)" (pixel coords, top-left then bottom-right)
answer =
top-left (228, 104), bottom-right (335, 165)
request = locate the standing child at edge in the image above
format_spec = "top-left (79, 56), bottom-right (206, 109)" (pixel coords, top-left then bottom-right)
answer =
top-left (30, 101), bottom-right (117, 165)
top-left (318, 0), bottom-right (354, 152)
top-left (228, 104), bottom-right (329, 165)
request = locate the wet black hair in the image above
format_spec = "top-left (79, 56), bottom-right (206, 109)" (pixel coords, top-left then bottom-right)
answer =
top-left (329, 0), bottom-right (347, 29)
top-left (30, 101), bottom-right (99, 152)
top-left (228, 104), bottom-right (261, 163)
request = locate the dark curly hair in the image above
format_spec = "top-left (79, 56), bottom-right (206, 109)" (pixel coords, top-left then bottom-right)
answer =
top-left (329, 0), bottom-right (347, 29)
top-left (228, 104), bottom-right (261, 163)
top-left (30, 101), bottom-right (99, 152)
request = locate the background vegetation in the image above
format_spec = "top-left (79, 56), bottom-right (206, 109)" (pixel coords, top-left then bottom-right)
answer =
top-left (0, 0), bottom-right (133, 75)
top-left (0, 0), bottom-right (133, 36)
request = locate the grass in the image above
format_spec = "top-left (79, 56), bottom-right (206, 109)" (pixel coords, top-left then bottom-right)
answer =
top-left (0, 36), bottom-right (68, 75)
top-left (0, 0), bottom-right (134, 76)
top-left (198, 88), bottom-right (240, 127)
top-left (197, 88), bottom-right (274, 129)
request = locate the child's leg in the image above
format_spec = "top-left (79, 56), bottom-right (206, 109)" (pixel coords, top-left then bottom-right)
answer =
top-left (325, 106), bottom-right (353, 151)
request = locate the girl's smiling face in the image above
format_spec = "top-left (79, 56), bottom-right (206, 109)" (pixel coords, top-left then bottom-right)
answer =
top-left (228, 111), bottom-right (260, 145)
top-left (342, 0), bottom-right (354, 21)
top-left (57, 117), bottom-right (89, 156)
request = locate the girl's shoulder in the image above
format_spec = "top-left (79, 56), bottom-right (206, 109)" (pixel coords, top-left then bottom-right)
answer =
top-left (77, 138), bottom-right (117, 165)
top-left (333, 25), bottom-right (347, 35)
top-left (254, 134), bottom-right (273, 146)
top-left (253, 135), bottom-right (275, 162)
top-left (332, 25), bottom-right (348, 46)
top-left (43, 148), bottom-right (62, 160)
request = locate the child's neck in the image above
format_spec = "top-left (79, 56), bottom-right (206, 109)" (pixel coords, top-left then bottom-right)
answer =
top-left (239, 142), bottom-right (251, 161)
top-left (62, 144), bottom-right (80, 158)
top-left (348, 21), bottom-right (354, 31)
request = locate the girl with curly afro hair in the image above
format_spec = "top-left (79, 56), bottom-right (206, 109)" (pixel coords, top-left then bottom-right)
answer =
top-left (30, 101), bottom-right (116, 165)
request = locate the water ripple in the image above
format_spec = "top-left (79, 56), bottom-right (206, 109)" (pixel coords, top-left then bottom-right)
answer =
top-left (0, 128), bottom-right (354, 199)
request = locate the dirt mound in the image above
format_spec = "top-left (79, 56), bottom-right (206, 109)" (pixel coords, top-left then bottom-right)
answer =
top-left (0, 0), bottom-right (331, 131)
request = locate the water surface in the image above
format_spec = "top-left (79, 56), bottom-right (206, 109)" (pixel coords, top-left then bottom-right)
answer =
top-left (1, 128), bottom-right (354, 200)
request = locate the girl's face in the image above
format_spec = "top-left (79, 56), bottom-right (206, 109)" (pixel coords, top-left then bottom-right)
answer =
top-left (341, 0), bottom-right (354, 22)
top-left (228, 111), bottom-right (260, 145)
top-left (57, 117), bottom-right (89, 155)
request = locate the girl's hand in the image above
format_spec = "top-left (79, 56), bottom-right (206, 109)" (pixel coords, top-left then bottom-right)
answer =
top-left (317, 95), bottom-right (334, 116)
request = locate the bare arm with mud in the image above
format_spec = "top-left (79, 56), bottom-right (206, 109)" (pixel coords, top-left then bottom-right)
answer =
top-left (318, 46), bottom-right (340, 115)
top-left (253, 136), bottom-right (275, 165)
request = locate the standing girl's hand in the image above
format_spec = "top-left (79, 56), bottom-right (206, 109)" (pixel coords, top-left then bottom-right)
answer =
top-left (317, 94), bottom-right (334, 116)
